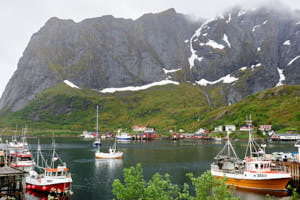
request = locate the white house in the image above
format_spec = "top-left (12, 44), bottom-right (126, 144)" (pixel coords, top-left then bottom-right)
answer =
top-left (132, 126), bottom-right (146, 132)
top-left (145, 128), bottom-right (155, 133)
top-left (214, 126), bottom-right (223, 132)
top-left (225, 125), bottom-right (236, 132)
top-left (259, 125), bottom-right (272, 131)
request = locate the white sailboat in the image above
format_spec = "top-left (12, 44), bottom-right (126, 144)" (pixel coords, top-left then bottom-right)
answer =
top-left (93, 105), bottom-right (101, 147)
top-left (95, 140), bottom-right (123, 159)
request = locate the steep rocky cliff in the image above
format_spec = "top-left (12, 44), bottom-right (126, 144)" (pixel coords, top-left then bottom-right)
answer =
top-left (0, 9), bottom-right (200, 112)
top-left (188, 6), bottom-right (300, 104)
top-left (2, 6), bottom-right (300, 113)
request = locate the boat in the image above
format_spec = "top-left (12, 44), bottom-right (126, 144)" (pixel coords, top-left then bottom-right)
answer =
top-left (11, 149), bottom-right (35, 172)
top-left (93, 105), bottom-right (101, 147)
top-left (8, 136), bottom-right (24, 149)
top-left (211, 117), bottom-right (291, 191)
top-left (26, 139), bottom-right (72, 192)
top-left (81, 131), bottom-right (95, 139)
top-left (95, 141), bottom-right (123, 159)
top-left (116, 132), bottom-right (131, 141)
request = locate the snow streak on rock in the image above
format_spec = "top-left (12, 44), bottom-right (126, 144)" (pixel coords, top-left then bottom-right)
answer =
top-left (288, 55), bottom-right (300, 66)
top-left (99, 80), bottom-right (179, 93)
top-left (195, 74), bottom-right (238, 86)
top-left (64, 80), bottom-right (80, 89)
top-left (276, 67), bottom-right (285, 87)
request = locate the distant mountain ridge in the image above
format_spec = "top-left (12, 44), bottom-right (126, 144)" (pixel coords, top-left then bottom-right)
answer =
top-left (2, 6), bottom-right (300, 112)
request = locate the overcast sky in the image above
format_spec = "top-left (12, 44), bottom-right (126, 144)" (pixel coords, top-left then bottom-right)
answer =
top-left (0, 0), bottom-right (299, 97)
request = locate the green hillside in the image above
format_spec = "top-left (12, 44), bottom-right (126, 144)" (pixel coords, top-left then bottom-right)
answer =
top-left (0, 83), bottom-right (299, 134)
top-left (201, 85), bottom-right (300, 132)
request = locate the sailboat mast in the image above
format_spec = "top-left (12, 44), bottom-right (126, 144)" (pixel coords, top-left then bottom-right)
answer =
top-left (96, 105), bottom-right (99, 139)
top-left (37, 139), bottom-right (40, 167)
top-left (51, 138), bottom-right (56, 168)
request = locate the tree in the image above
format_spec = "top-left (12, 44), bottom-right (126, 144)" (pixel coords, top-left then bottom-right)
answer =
top-left (112, 164), bottom-right (239, 200)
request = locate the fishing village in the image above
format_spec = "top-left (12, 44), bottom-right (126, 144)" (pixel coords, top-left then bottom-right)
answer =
top-left (0, 111), bottom-right (298, 199)
top-left (2, 0), bottom-right (300, 200)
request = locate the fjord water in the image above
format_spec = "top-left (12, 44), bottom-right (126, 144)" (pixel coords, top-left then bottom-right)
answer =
top-left (25, 138), bottom-right (295, 200)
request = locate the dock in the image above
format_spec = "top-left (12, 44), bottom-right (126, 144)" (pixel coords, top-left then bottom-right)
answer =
top-left (273, 161), bottom-right (300, 182)
top-left (0, 166), bottom-right (24, 199)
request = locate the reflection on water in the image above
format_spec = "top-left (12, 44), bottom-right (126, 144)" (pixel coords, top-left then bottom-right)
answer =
top-left (234, 188), bottom-right (288, 199)
top-left (95, 159), bottom-right (123, 171)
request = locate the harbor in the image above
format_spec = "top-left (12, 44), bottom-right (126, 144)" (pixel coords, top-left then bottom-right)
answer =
top-left (3, 137), bottom-right (293, 199)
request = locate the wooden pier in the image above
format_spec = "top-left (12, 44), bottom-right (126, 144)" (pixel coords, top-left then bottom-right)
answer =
top-left (273, 161), bottom-right (300, 181)
top-left (0, 166), bottom-right (24, 199)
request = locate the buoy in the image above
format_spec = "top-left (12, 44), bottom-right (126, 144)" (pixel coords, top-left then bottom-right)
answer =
top-left (27, 185), bottom-right (31, 189)
top-left (42, 186), bottom-right (47, 191)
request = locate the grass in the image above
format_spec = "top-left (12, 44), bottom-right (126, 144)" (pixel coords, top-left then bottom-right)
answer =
top-left (0, 83), bottom-right (300, 136)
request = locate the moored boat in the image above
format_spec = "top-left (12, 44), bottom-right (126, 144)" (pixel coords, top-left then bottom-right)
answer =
top-left (116, 132), bottom-right (131, 141)
top-left (26, 139), bottom-right (72, 193)
top-left (12, 150), bottom-right (35, 172)
top-left (211, 118), bottom-right (291, 191)
top-left (95, 141), bottom-right (123, 159)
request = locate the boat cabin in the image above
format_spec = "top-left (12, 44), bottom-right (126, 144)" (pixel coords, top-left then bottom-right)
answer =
top-left (45, 166), bottom-right (69, 177)
top-left (246, 159), bottom-right (271, 172)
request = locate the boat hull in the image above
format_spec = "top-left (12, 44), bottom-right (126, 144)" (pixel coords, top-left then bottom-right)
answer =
top-left (95, 152), bottom-right (123, 159)
top-left (116, 137), bottom-right (131, 141)
top-left (26, 182), bottom-right (71, 192)
top-left (215, 176), bottom-right (290, 191)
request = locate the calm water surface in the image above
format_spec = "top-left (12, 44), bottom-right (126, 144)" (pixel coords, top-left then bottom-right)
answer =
top-left (24, 138), bottom-right (297, 200)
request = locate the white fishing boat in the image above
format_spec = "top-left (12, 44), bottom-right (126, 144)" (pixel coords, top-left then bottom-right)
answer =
top-left (211, 117), bottom-right (291, 191)
top-left (26, 139), bottom-right (72, 192)
top-left (11, 150), bottom-right (35, 172)
top-left (93, 105), bottom-right (101, 147)
top-left (8, 136), bottom-right (24, 149)
top-left (116, 131), bottom-right (131, 141)
top-left (95, 141), bottom-right (123, 159)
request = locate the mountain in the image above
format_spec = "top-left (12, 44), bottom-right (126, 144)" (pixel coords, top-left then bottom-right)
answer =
top-left (1, 83), bottom-right (299, 132)
top-left (0, 8), bottom-right (201, 112)
top-left (188, 6), bottom-right (300, 105)
top-left (2, 6), bottom-right (300, 114)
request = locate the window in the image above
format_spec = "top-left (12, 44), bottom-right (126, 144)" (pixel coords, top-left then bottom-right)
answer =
top-left (255, 164), bottom-right (258, 169)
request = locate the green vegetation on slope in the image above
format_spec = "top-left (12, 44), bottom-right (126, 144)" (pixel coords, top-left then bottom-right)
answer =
top-left (0, 83), bottom-right (300, 134)
top-left (201, 85), bottom-right (300, 132)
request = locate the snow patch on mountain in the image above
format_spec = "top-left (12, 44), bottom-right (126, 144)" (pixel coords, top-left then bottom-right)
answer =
top-left (163, 68), bottom-right (182, 74)
top-left (226, 14), bottom-right (231, 23)
top-left (200, 40), bottom-right (225, 49)
top-left (239, 67), bottom-right (247, 71)
top-left (251, 63), bottom-right (262, 70)
top-left (64, 80), bottom-right (80, 89)
top-left (252, 25), bottom-right (260, 32)
top-left (276, 68), bottom-right (285, 87)
top-left (283, 40), bottom-right (291, 46)
top-left (223, 34), bottom-right (231, 48)
top-left (288, 55), bottom-right (300, 66)
top-left (195, 74), bottom-right (238, 86)
top-left (99, 80), bottom-right (179, 93)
